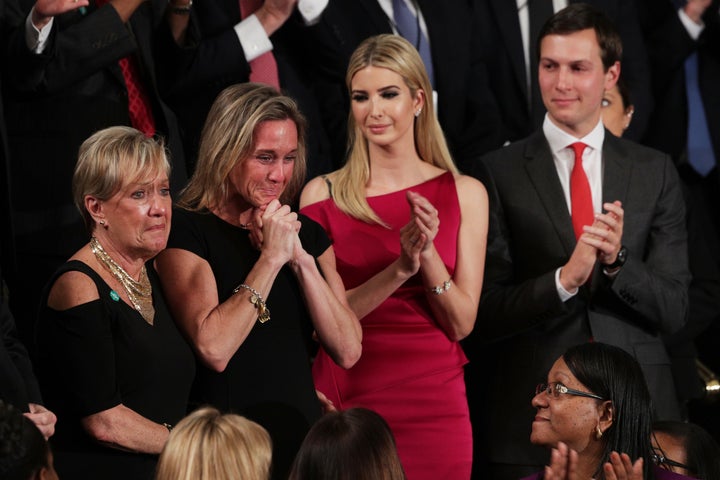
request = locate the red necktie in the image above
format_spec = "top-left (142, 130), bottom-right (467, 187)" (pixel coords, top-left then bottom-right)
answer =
top-left (95, 0), bottom-right (155, 137)
top-left (570, 142), bottom-right (593, 240)
top-left (239, 0), bottom-right (280, 90)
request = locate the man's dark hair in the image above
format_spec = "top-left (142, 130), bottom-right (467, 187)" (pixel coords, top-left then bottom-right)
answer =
top-left (537, 3), bottom-right (623, 71)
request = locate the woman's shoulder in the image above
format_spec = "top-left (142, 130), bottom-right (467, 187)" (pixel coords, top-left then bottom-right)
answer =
top-left (47, 258), bottom-right (102, 311)
top-left (452, 172), bottom-right (488, 204)
top-left (299, 174), bottom-right (334, 209)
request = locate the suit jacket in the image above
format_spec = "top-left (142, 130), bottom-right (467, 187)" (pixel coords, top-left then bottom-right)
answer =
top-left (465, 130), bottom-right (689, 467)
top-left (639, 0), bottom-right (720, 179)
top-left (4, 0), bottom-right (187, 259)
top-left (303, 0), bottom-right (504, 171)
top-left (155, 0), bottom-right (333, 180)
top-left (476, 0), bottom-right (653, 143)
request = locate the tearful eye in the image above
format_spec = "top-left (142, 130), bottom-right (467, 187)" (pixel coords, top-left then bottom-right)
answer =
top-left (132, 191), bottom-right (146, 199)
top-left (160, 188), bottom-right (171, 196)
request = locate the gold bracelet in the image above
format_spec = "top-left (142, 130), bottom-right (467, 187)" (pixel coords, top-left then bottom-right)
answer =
top-left (429, 278), bottom-right (452, 295)
top-left (233, 283), bottom-right (271, 323)
top-left (167, 0), bottom-right (192, 14)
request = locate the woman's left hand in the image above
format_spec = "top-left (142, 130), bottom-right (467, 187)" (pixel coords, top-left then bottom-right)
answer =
top-left (603, 452), bottom-right (644, 480)
top-left (406, 190), bottom-right (439, 253)
top-left (543, 442), bottom-right (580, 480)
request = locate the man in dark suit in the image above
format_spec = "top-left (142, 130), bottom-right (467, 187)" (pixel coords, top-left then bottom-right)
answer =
top-left (465, 5), bottom-right (690, 479)
top-left (2, 0), bottom-right (187, 346)
top-left (475, 0), bottom-right (652, 144)
top-left (638, 0), bottom-right (720, 434)
top-left (301, 0), bottom-right (504, 172)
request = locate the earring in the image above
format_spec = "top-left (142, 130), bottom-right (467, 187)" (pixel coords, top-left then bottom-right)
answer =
top-left (99, 220), bottom-right (105, 226)
top-left (595, 425), bottom-right (603, 440)
top-left (415, 109), bottom-right (422, 117)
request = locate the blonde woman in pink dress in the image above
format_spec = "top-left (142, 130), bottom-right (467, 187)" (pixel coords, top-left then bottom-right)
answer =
top-left (300, 34), bottom-right (488, 480)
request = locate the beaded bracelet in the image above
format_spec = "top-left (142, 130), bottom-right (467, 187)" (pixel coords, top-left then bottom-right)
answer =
top-left (429, 278), bottom-right (452, 295)
top-left (233, 283), bottom-right (271, 323)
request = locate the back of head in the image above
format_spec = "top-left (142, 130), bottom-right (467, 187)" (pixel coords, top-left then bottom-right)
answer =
top-left (653, 421), bottom-right (720, 479)
top-left (155, 406), bottom-right (272, 480)
top-left (288, 408), bottom-right (406, 480)
top-left (181, 83), bottom-right (307, 210)
top-left (538, 3), bottom-right (622, 71)
top-left (563, 343), bottom-right (653, 479)
top-left (0, 401), bottom-right (51, 480)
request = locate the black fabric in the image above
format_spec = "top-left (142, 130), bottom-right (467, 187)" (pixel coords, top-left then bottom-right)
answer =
top-left (167, 208), bottom-right (328, 480)
top-left (36, 260), bottom-right (195, 480)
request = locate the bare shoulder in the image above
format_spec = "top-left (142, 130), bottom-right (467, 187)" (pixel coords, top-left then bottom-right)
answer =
top-left (453, 173), bottom-right (488, 206)
top-left (47, 269), bottom-right (100, 311)
top-left (299, 175), bottom-right (333, 209)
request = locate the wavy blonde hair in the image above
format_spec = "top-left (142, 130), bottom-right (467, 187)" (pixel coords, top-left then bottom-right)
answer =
top-left (155, 406), bottom-right (272, 480)
top-left (332, 34), bottom-right (457, 225)
top-left (178, 83), bottom-right (307, 211)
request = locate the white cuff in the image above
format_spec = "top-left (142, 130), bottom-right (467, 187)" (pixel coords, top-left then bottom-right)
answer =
top-left (25, 8), bottom-right (54, 54)
top-left (298, 0), bottom-right (328, 25)
top-left (556, 268), bottom-right (578, 302)
top-left (678, 7), bottom-right (704, 40)
top-left (234, 14), bottom-right (273, 62)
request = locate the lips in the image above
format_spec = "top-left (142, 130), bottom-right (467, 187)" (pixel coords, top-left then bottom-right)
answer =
top-left (368, 124), bottom-right (389, 134)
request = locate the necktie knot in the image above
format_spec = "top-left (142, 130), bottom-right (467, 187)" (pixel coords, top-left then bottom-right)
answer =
top-left (570, 142), bottom-right (587, 161)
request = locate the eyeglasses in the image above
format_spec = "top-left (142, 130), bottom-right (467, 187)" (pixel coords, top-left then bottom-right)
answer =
top-left (535, 382), bottom-right (605, 400)
top-left (650, 451), bottom-right (695, 473)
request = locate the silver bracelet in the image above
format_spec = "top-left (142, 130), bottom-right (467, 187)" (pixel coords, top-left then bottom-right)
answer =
top-left (233, 283), bottom-right (271, 323)
top-left (429, 278), bottom-right (452, 295)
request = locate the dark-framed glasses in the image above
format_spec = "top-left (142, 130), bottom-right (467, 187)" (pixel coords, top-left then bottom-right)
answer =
top-left (535, 382), bottom-right (605, 400)
top-left (650, 451), bottom-right (695, 474)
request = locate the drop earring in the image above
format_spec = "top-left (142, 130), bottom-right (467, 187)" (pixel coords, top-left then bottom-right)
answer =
top-left (595, 425), bottom-right (603, 440)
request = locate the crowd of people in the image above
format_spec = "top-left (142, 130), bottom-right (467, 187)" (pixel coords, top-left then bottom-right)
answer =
top-left (0, 0), bottom-right (719, 479)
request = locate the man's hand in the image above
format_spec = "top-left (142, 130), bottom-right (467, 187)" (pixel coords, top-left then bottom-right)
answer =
top-left (581, 201), bottom-right (624, 267)
top-left (32, 0), bottom-right (89, 29)
top-left (25, 403), bottom-right (57, 440)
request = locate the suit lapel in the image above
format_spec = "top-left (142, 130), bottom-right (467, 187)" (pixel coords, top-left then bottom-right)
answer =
top-left (601, 133), bottom-right (631, 206)
top-left (523, 132), bottom-right (576, 256)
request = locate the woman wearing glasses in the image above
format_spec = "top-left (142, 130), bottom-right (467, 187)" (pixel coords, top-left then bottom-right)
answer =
top-left (651, 421), bottom-right (720, 479)
top-left (522, 342), bottom-right (694, 480)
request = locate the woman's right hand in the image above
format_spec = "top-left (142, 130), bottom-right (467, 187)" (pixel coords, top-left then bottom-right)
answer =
top-left (399, 220), bottom-right (423, 277)
top-left (259, 199), bottom-right (301, 265)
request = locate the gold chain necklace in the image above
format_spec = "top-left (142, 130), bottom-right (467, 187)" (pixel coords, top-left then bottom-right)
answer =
top-left (90, 237), bottom-right (155, 325)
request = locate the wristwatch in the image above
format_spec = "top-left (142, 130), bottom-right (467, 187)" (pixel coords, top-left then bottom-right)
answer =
top-left (605, 245), bottom-right (627, 270)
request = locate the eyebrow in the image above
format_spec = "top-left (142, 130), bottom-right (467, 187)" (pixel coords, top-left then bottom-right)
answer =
top-left (351, 84), bottom-right (401, 94)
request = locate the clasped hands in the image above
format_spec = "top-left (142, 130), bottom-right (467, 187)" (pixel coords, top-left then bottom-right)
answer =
top-left (247, 199), bottom-right (307, 266)
top-left (398, 190), bottom-right (440, 276)
top-left (543, 442), bottom-right (643, 480)
top-left (560, 201), bottom-right (624, 291)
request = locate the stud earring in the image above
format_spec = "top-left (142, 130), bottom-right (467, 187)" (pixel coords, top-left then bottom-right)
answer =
top-left (99, 220), bottom-right (105, 226)
top-left (415, 109), bottom-right (422, 117)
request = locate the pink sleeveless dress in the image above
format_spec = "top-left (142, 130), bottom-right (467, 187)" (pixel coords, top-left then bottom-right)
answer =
top-left (301, 172), bottom-right (472, 479)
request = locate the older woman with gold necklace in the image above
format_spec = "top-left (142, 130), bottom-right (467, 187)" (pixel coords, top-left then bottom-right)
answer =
top-left (35, 127), bottom-right (196, 480)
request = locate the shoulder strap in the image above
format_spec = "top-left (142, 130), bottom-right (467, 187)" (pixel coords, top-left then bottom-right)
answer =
top-left (322, 175), bottom-right (334, 199)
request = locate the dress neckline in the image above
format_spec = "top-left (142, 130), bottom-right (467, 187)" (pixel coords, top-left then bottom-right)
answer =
top-left (366, 171), bottom-right (451, 200)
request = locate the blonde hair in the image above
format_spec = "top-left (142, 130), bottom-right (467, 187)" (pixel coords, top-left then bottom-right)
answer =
top-left (155, 407), bottom-right (272, 480)
top-left (179, 83), bottom-right (307, 211)
top-left (73, 126), bottom-right (169, 233)
top-left (332, 34), bottom-right (457, 225)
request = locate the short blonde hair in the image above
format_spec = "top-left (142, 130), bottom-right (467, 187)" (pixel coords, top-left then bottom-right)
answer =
top-left (72, 126), bottom-right (169, 232)
top-left (179, 83), bottom-right (307, 211)
top-left (332, 34), bottom-right (457, 225)
top-left (155, 407), bottom-right (272, 480)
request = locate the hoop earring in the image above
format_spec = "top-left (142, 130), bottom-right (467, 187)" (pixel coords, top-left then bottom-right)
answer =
top-left (596, 425), bottom-right (603, 440)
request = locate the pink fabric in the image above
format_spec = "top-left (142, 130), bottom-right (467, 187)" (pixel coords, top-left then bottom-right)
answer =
top-left (301, 172), bottom-right (472, 479)
top-left (239, 0), bottom-right (280, 89)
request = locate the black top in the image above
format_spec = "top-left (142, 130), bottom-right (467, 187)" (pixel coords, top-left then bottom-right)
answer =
top-left (36, 260), bottom-right (195, 480)
top-left (167, 208), bottom-right (328, 479)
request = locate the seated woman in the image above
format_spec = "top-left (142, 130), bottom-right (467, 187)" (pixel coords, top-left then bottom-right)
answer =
top-left (525, 342), bottom-right (694, 480)
top-left (652, 421), bottom-right (720, 479)
top-left (288, 407), bottom-right (406, 480)
top-left (155, 83), bottom-right (361, 479)
top-left (155, 406), bottom-right (272, 480)
top-left (35, 127), bottom-right (196, 480)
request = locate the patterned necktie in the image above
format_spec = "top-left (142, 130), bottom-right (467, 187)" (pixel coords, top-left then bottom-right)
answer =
top-left (685, 52), bottom-right (716, 176)
top-left (569, 142), bottom-right (593, 240)
top-left (240, 0), bottom-right (280, 90)
top-left (391, 0), bottom-right (434, 87)
top-left (95, 0), bottom-right (155, 136)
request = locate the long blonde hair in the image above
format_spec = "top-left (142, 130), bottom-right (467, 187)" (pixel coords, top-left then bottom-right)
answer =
top-left (332, 34), bottom-right (457, 225)
top-left (155, 407), bottom-right (272, 480)
top-left (178, 83), bottom-right (307, 211)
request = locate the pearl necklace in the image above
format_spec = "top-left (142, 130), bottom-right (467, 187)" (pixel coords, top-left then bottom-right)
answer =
top-left (90, 237), bottom-right (155, 325)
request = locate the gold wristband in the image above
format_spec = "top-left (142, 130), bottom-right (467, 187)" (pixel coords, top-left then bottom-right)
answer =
top-left (233, 283), bottom-right (271, 323)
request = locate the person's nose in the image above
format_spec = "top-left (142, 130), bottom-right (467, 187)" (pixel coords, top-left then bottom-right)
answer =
top-left (370, 96), bottom-right (383, 118)
top-left (531, 390), bottom-right (548, 409)
top-left (267, 161), bottom-right (287, 183)
top-left (148, 191), bottom-right (168, 216)
top-left (556, 67), bottom-right (572, 91)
